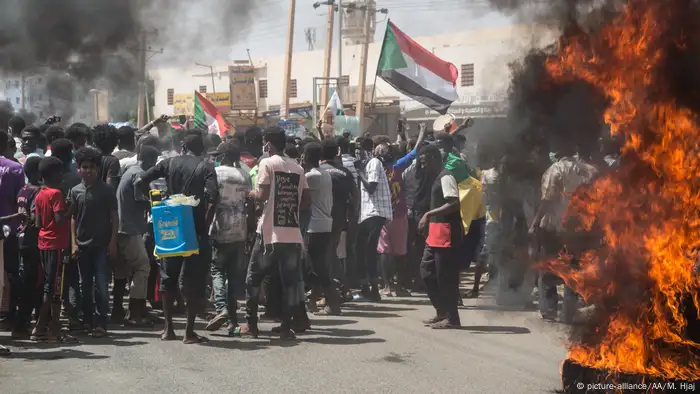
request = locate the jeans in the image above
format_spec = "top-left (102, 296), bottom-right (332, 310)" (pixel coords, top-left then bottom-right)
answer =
top-left (16, 248), bottom-right (42, 329)
top-left (62, 257), bottom-right (81, 322)
top-left (78, 246), bottom-right (110, 329)
top-left (211, 241), bottom-right (247, 317)
top-left (356, 216), bottom-right (387, 284)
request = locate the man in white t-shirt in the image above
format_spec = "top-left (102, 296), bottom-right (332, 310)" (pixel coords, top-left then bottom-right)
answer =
top-left (205, 141), bottom-right (252, 335)
top-left (242, 127), bottom-right (310, 340)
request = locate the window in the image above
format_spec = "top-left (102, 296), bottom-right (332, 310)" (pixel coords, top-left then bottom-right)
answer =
top-left (339, 75), bottom-right (350, 86)
top-left (199, 85), bottom-right (207, 94)
top-left (167, 88), bottom-right (174, 105)
top-left (15, 97), bottom-right (19, 104)
top-left (461, 64), bottom-right (474, 87)
top-left (258, 79), bottom-right (268, 99)
top-left (289, 79), bottom-right (297, 98)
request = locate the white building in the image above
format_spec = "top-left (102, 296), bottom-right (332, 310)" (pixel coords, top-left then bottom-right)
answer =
top-left (151, 24), bottom-right (557, 130)
top-left (0, 72), bottom-right (95, 124)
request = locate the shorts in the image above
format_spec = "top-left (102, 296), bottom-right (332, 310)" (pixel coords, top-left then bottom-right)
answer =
top-left (377, 215), bottom-right (408, 256)
top-left (115, 234), bottom-right (150, 280)
top-left (40, 249), bottom-right (69, 302)
top-left (159, 237), bottom-right (212, 301)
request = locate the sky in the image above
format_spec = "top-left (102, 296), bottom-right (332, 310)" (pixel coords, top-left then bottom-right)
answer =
top-left (151, 0), bottom-right (514, 66)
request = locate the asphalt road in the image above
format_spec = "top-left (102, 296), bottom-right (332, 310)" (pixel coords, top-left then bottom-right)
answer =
top-left (0, 282), bottom-right (567, 394)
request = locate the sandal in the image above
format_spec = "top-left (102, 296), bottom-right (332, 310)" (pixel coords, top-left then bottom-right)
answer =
top-left (235, 324), bottom-right (259, 338)
top-left (30, 331), bottom-right (48, 342)
top-left (57, 334), bottom-right (79, 344)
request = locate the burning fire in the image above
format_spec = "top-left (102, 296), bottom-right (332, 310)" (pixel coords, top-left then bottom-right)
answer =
top-left (543, 0), bottom-right (700, 380)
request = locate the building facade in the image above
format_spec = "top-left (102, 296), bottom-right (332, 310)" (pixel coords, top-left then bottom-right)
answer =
top-left (0, 72), bottom-right (96, 124)
top-left (151, 24), bottom-right (557, 128)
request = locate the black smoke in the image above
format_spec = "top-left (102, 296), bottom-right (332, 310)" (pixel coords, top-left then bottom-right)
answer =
top-left (0, 0), bottom-right (261, 125)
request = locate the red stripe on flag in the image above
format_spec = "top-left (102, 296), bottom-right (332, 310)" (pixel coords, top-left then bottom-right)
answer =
top-left (388, 21), bottom-right (458, 85)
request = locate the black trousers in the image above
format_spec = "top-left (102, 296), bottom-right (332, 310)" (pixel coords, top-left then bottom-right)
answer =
top-left (245, 236), bottom-right (303, 327)
top-left (420, 245), bottom-right (461, 324)
top-left (305, 232), bottom-right (332, 289)
top-left (407, 211), bottom-right (426, 289)
top-left (356, 216), bottom-right (386, 284)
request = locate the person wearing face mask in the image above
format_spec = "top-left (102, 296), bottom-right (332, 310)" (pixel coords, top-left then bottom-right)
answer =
top-left (354, 141), bottom-right (393, 301)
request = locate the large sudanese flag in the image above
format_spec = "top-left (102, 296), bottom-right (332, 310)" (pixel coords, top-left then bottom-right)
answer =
top-left (376, 21), bottom-right (459, 114)
top-left (193, 90), bottom-right (230, 137)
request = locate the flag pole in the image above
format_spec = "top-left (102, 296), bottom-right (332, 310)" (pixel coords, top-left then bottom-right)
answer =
top-left (371, 19), bottom-right (390, 109)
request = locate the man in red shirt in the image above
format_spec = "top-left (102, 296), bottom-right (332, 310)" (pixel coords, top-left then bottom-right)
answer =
top-left (32, 157), bottom-right (73, 342)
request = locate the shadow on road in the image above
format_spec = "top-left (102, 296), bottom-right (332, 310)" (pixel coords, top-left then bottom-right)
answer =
top-left (309, 318), bottom-right (358, 326)
top-left (6, 348), bottom-right (109, 361)
top-left (458, 325), bottom-right (531, 334)
top-left (378, 298), bottom-right (433, 306)
top-left (339, 311), bottom-right (402, 319)
top-left (343, 304), bottom-right (416, 312)
top-left (302, 337), bottom-right (386, 345)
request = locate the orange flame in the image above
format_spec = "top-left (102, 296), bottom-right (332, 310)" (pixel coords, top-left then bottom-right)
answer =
top-left (543, 0), bottom-right (700, 380)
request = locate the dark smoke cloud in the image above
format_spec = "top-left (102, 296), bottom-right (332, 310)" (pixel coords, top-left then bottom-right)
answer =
top-left (0, 1), bottom-right (259, 124)
top-left (0, 0), bottom-right (139, 79)
top-left (475, 0), bottom-right (616, 306)
top-left (485, 0), bottom-right (617, 29)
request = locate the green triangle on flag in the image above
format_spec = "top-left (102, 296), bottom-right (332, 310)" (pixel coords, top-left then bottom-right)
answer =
top-left (377, 23), bottom-right (408, 74)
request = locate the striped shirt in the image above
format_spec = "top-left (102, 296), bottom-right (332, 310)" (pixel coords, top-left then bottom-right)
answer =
top-left (359, 157), bottom-right (393, 223)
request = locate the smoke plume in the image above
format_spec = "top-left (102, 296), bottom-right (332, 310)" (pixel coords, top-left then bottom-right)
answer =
top-left (144, 0), bottom-right (261, 65)
top-left (0, 0), bottom-right (259, 125)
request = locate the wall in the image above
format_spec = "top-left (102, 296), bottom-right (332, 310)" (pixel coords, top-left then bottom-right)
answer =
top-left (151, 24), bottom-right (558, 118)
top-left (0, 72), bottom-right (96, 124)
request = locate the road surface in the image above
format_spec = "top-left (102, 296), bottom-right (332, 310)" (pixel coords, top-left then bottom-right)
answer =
top-left (0, 283), bottom-right (567, 394)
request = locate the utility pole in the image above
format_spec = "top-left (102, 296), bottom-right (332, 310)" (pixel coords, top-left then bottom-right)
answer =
top-left (354, 2), bottom-right (387, 133)
top-left (337, 0), bottom-right (343, 95)
top-left (320, 1), bottom-right (335, 118)
top-left (20, 74), bottom-right (25, 111)
top-left (281, 0), bottom-right (297, 119)
top-left (195, 62), bottom-right (217, 95)
top-left (355, 3), bottom-right (373, 133)
top-left (137, 31), bottom-right (148, 128)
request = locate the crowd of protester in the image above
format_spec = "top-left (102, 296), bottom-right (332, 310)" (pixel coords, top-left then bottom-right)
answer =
top-left (0, 113), bottom-right (620, 355)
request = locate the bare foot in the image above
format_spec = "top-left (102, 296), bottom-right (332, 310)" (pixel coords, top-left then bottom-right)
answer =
top-left (182, 333), bottom-right (208, 344)
top-left (160, 330), bottom-right (176, 341)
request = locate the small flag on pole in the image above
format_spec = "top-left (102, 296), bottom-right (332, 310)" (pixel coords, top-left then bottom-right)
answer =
top-left (326, 90), bottom-right (344, 119)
